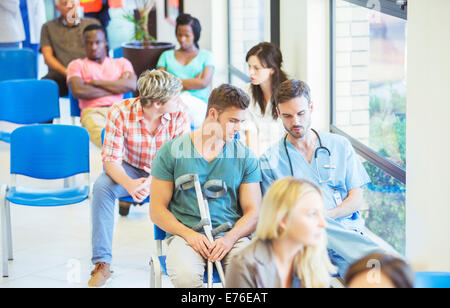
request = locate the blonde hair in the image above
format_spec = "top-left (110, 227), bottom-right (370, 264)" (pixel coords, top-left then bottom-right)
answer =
top-left (255, 177), bottom-right (336, 288)
top-left (137, 70), bottom-right (183, 107)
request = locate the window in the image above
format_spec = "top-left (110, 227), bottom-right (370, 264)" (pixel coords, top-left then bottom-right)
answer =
top-left (227, 0), bottom-right (279, 85)
top-left (361, 158), bottom-right (406, 254)
top-left (331, 0), bottom-right (407, 253)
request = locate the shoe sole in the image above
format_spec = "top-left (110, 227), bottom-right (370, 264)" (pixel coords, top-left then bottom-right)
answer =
top-left (88, 275), bottom-right (112, 288)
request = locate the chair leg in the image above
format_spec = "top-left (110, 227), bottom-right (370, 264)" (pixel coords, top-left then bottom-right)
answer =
top-left (149, 256), bottom-right (162, 288)
top-left (1, 185), bottom-right (9, 277)
top-left (5, 199), bottom-right (12, 261)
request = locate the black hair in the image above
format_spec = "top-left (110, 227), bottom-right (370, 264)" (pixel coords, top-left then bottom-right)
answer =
top-left (175, 13), bottom-right (202, 49)
top-left (83, 24), bottom-right (107, 40)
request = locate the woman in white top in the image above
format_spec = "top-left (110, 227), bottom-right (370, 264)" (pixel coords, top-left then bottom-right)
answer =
top-left (242, 42), bottom-right (288, 156)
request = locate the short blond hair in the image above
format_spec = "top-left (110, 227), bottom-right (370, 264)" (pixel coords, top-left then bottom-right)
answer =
top-left (137, 70), bottom-right (183, 107)
top-left (256, 177), bottom-right (336, 288)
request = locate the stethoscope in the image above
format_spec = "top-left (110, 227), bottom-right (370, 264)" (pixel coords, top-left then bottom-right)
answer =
top-left (284, 128), bottom-right (336, 183)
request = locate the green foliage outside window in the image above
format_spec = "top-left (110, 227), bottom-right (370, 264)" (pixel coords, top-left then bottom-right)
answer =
top-left (361, 86), bottom-right (406, 254)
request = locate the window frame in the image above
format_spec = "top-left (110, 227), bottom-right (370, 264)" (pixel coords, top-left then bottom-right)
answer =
top-left (330, 0), bottom-right (407, 184)
top-left (226, 0), bottom-right (280, 84)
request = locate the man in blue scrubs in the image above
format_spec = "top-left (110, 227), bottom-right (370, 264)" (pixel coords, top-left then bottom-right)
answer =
top-left (260, 79), bottom-right (387, 277)
top-left (150, 84), bottom-right (262, 288)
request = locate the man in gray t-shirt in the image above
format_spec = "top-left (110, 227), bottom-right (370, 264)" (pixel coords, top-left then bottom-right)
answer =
top-left (40, 0), bottom-right (99, 96)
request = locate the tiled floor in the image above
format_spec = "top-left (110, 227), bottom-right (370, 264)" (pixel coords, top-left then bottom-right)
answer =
top-left (0, 100), bottom-right (172, 288)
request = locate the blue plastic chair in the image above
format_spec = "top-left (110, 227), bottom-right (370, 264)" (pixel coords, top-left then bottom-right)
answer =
top-left (0, 79), bottom-right (60, 143)
top-left (69, 90), bottom-right (133, 124)
top-left (149, 224), bottom-right (221, 288)
top-left (414, 272), bottom-right (450, 288)
top-left (0, 124), bottom-right (91, 277)
top-left (113, 47), bottom-right (123, 59)
top-left (0, 48), bottom-right (37, 82)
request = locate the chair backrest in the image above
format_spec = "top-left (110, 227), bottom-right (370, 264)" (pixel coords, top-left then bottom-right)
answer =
top-left (414, 272), bottom-right (450, 288)
top-left (0, 48), bottom-right (37, 82)
top-left (113, 47), bottom-right (123, 59)
top-left (0, 79), bottom-right (60, 124)
top-left (154, 225), bottom-right (167, 241)
top-left (10, 125), bottom-right (90, 180)
top-left (69, 90), bottom-right (133, 118)
top-left (69, 89), bottom-right (81, 117)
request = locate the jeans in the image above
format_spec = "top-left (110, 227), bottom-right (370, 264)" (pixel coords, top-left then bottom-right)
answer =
top-left (325, 216), bottom-right (386, 278)
top-left (91, 162), bottom-right (149, 265)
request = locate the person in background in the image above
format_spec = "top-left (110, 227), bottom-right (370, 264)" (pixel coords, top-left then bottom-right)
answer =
top-left (241, 42), bottom-right (288, 156)
top-left (260, 79), bottom-right (389, 278)
top-left (20, 0), bottom-right (47, 54)
top-left (0, 0), bottom-right (25, 48)
top-left (89, 70), bottom-right (190, 288)
top-left (40, 0), bottom-right (100, 96)
top-left (157, 13), bottom-right (214, 129)
top-left (345, 252), bottom-right (414, 288)
top-left (226, 177), bottom-right (336, 288)
top-left (150, 84), bottom-right (261, 288)
top-left (81, 0), bottom-right (111, 30)
top-left (67, 24), bottom-right (136, 148)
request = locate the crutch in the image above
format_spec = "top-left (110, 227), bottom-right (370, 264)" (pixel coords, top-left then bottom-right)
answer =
top-left (175, 174), bottom-right (231, 287)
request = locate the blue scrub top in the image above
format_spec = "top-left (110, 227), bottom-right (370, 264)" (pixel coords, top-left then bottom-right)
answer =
top-left (260, 131), bottom-right (371, 231)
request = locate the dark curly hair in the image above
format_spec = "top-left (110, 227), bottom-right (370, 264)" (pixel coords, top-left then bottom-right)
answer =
top-left (176, 13), bottom-right (202, 49)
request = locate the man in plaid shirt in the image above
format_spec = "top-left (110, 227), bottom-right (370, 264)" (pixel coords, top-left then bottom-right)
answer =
top-left (89, 70), bottom-right (191, 288)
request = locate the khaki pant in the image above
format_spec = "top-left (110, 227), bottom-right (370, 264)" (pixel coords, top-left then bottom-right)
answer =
top-left (165, 235), bottom-right (251, 288)
top-left (80, 107), bottom-right (110, 148)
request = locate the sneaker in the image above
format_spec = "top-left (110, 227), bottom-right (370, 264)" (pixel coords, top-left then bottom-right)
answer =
top-left (119, 200), bottom-right (132, 216)
top-left (88, 262), bottom-right (112, 288)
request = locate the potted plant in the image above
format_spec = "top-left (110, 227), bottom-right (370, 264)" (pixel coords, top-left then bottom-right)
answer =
top-left (122, 0), bottom-right (175, 80)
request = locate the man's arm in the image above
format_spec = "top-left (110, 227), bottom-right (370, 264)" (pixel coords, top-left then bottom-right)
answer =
top-left (41, 46), bottom-right (68, 76)
top-left (208, 182), bottom-right (262, 262)
top-left (150, 177), bottom-right (213, 259)
top-left (104, 162), bottom-right (151, 203)
top-left (327, 187), bottom-right (364, 220)
top-left (68, 76), bottom-right (115, 100)
top-left (88, 71), bottom-right (137, 94)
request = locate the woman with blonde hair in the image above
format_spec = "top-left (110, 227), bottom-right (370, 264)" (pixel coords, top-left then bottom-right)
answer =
top-left (226, 177), bottom-right (336, 288)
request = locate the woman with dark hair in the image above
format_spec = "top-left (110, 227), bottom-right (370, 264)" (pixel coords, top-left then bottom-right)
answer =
top-left (242, 42), bottom-right (288, 156)
top-left (345, 252), bottom-right (415, 288)
top-left (157, 13), bottom-right (214, 128)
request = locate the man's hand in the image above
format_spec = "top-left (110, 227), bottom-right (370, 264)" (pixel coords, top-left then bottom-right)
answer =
top-left (183, 229), bottom-right (213, 260)
top-left (208, 235), bottom-right (234, 262)
top-left (125, 166), bottom-right (152, 203)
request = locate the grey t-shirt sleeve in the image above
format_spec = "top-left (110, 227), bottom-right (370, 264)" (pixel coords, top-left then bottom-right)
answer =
top-left (40, 23), bottom-right (50, 48)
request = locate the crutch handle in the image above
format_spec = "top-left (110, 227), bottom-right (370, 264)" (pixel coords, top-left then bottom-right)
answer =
top-left (192, 218), bottom-right (210, 232)
top-left (211, 222), bottom-right (233, 237)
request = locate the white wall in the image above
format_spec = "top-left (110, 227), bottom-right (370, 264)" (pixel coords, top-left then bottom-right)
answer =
top-left (406, 0), bottom-right (450, 271)
top-left (156, 0), bottom-right (228, 87)
top-left (280, 0), bottom-right (331, 132)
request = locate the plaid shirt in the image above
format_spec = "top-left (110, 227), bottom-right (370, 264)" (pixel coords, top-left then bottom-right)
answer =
top-left (102, 97), bottom-right (191, 170)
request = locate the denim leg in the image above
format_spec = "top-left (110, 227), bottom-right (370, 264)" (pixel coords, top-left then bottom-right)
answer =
top-left (91, 162), bottom-right (148, 265)
top-left (325, 216), bottom-right (384, 278)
